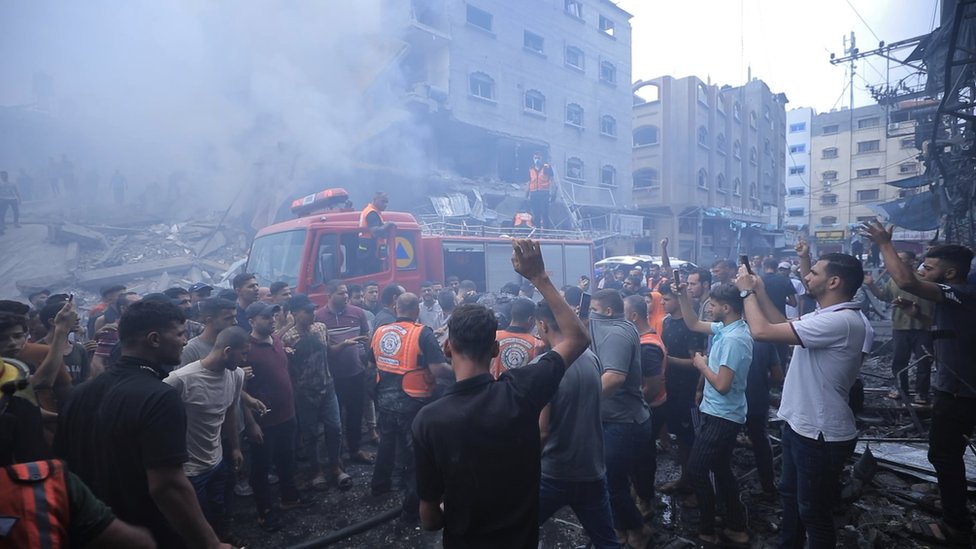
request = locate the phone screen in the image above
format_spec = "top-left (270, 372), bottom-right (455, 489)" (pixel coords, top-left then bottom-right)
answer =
top-left (740, 255), bottom-right (753, 275)
top-left (578, 292), bottom-right (591, 320)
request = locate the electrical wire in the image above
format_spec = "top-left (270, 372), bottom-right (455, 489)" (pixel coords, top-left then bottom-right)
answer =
top-left (844, 0), bottom-right (883, 43)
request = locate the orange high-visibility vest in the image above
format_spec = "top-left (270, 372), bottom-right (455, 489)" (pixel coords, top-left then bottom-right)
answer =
top-left (639, 331), bottom-right (668, 407)
top-left (372, 321), bottom-right (434, 399)
top-left (491, 329), bottom-right (540, 379)
top-left (513, 213), bottom-right (534, 227)
top-left (359, 203), bottom-right (387, 250)
top-left (529, 165), bottom-right (552, 192)
top-left (0, 460), bottom-right (71, 549)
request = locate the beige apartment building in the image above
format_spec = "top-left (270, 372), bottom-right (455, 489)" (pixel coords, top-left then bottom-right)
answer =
top-left (809, 103), bottom-right (922, 253)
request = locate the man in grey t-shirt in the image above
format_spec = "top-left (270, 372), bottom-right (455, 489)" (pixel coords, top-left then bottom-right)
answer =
top-left (536, 301), bottom-right (618, 548)
top-left (587, 289), bottom-right (653, 548)
top-left (180, 297), bottom-right (238, 367)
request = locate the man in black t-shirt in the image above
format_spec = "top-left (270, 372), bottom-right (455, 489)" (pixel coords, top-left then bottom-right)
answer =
top-left (658, 285), bottom-right (706, 496)
top-left (57, 300), bottom-right (229, 549)
top-left (412, 239), bottom-right (590, 548)
top-left (864, 220), bottom-right (976, 546)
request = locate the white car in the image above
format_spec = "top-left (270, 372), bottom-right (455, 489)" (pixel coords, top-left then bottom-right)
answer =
top-left (595, 255), bottom-right (697, 271)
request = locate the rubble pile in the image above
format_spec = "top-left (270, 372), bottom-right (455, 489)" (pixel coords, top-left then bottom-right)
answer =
top-left (14, 214), bottom-right (251, 315)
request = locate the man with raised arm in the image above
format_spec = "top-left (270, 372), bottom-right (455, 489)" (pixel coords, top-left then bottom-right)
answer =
top-left (863, 220), bottom-right (976, 546)
top-left (734, 246), bottom-right (866, 549)
top-left (412, 239), bottom-right (590, 548)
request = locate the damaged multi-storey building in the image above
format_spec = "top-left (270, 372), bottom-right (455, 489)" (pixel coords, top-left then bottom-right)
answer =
top-left (353, 0), bottom-right (635, 246)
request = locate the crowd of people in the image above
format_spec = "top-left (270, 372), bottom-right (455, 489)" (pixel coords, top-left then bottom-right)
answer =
top-left (1, 222), bottom-right (975, 548)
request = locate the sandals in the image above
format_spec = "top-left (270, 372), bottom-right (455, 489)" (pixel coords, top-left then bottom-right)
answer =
top-left (908, 519), bottom-right (971, 546)
top-left (334, 471), bottom-right (353, 491)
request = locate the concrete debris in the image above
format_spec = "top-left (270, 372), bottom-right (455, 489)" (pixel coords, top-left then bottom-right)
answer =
top-left (55, 221), bottom-right (109, 248)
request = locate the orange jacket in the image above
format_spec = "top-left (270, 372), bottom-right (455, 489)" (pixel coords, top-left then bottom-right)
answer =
top-left (639, 331), bottom-right (668, 407)
top-left (0, 460), bottom-right (70, 548)
top-left (513, 213), bottom-right (534, 227)
top-left (359, 203), bottom-right (387, 247)
top-left (371, 321), bottom-right (434, 399)
top-left (529, 165), bottom-right (553, 192)
top-left (491, 329), bottom-right (539, 379)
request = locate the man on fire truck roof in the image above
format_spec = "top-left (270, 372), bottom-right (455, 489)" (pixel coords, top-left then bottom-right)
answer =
top-left (359, 192), bottom-right (397, 275)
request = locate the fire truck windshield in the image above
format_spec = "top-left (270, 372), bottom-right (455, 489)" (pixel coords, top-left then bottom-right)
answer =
top-left (247, 229), bottom-right (306, 287)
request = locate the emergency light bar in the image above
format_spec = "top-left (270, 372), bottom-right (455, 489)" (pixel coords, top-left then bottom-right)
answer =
top-left (291, 188), bottom-right (351, 217)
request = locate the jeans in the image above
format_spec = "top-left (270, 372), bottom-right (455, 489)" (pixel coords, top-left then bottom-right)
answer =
top-left (928, 391), bottom-right (976, 531)
top-left (538, 477), bottom-right (621, 549)
top-left (745, 413), bottom-right (776, 492)
top-left (778, 423), bottom-right (855, 549)
top-left (529, 190), bottom-right (551, 229)
top-left (295, 384), bottom-right (342, 470)
top-left (188, 459), bottom-right (229, 534)
top-left (371, 409), bottom-right (420, 519)
top-left (334, 372), bottom-right (366, 454)
top-left (891, 329), bottom-right (933, 399)
top-left (249, 418), bottom-right (299, 515)
top-left (688, 413), bottom-right (747, 535)
top-left (603, 417), bottom-right (654, 531)
top-left (0, 199), bottom-right (18, 228)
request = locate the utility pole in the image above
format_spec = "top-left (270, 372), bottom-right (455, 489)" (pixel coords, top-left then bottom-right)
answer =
top-left (844, 31), bottom-right (857, 253)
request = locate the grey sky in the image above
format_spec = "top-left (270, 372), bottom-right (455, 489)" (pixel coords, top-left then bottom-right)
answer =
top-left (619, 0), bottom-right (941, 113)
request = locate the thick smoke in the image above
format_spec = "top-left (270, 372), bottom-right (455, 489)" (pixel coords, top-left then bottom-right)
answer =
top-left (0, 1), bottom-right (414, 224)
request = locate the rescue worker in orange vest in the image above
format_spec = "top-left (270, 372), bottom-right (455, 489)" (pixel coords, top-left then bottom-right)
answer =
top-left (1, 378), bottom-right (156, 548)
top-left (358, 192), bottom-right (396, 274)
top-left (526, 152), bottom-right (556, 230)
top-left (0, 459), bottom-right (156, 548)
top-left (623, 295), bottom-right (668, 517)
top-left (490, 298), bottom-right (539, 379)
top-left (366, 292), bottom-right (451, 522)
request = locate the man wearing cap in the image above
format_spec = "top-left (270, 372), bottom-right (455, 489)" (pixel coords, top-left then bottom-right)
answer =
top-left (281, 294), bottom-right (352, 492)
top-left (760, 259), bottom-right (797, 318)
top-left (242, 301), bottom-right (311, 531)
top-left (28, 290), bottom-right (50, 311)
top-left (189, 283), bottom-right (214, 305)
top-left (526, 152), bottom-right (556, 230)
top-left (780, 262), bottom-right (806, 318)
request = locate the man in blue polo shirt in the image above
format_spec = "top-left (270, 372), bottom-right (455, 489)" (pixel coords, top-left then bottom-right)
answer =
top-left (675, 282), bottom-right (752, 548)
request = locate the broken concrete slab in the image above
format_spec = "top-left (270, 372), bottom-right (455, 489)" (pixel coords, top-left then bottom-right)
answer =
top-left (855, 441), bottom-right (976, 489)
top-left (193, 230), bottom-right (227, 258)
top-left (55, 222), bottom-right (108, 249)
top-left (75, 257), bottom-right (199, 289)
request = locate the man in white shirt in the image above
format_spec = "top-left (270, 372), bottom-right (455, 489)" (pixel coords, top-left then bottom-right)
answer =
top-left (418, 280), bottom-right (445, 330)
top-left (735, 244), bottom-right (866, 549)
top-left (164, 326), bottom-right (249, 542)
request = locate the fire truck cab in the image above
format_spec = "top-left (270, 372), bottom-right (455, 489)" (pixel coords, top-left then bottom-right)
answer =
top-left (246, 188), bottom-right (594, 307)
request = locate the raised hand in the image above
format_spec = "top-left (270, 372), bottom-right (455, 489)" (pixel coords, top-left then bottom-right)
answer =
top-left (860, 218), bottom-right (893, 245)
top-left (511, 239), bottom-right (547, 281)
top-left (795, 240), bottom-right (810, 257)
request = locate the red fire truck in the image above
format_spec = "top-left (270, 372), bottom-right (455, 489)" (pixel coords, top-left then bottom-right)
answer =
top-left (245, 188), bottom-right (595, 306)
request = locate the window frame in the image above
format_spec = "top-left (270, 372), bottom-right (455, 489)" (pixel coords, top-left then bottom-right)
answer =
top-left (465, 4), bottom-right (493, 32)
top-left (600, 164), bottom-right (617, 187)
top-left (523, 30), bottom-right (545, 54)
top-left (600, 114), bottom-right (617, 137)
top-left (468, 72), bottom-right (495, 101)
top-left (565, 157), bottom-right (585, 182)
top-left (565, 102), bottom-right (584, 128)
top-left (523, 89), bottom-right (545, 115)
top-left (565, 45), bottom-right (584, 71)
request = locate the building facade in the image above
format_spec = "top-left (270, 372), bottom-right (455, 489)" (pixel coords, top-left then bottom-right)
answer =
top-left (784, 107), bottom-right (813, 230)
top-left (808, 103), bottom-right (923, 253)
top-left (631, 75), bottom-right (788, 263)
top-left (377, 0), bottom-right (634, 225)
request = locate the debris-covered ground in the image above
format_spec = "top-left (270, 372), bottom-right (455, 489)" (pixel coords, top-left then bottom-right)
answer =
top-left (223, 343), bottom-right (968, 549)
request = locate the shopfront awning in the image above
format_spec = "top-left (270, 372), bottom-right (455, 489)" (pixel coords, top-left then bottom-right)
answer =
top-left (886, 173), bottom-right (932, 189)
top-left (869, 191), bottom-right (940, 231)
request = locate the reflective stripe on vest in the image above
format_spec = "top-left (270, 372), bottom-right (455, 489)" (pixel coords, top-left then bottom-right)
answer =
top-left (371, 321), bottom-right (433, 399)
top-left (490, 330), bottom-right (539, 379)
top-left (0, 460), bottom-right (70, 549)
top-left (529, 165), bottom-right (552, 192)
top-left (639, 331), bottom-right (668, 407)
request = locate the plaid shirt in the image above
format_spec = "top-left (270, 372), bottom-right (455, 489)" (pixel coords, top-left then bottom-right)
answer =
top-left (282, 323), bottom-right (332, 394)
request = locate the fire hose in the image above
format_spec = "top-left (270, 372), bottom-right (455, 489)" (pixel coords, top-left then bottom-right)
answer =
top-left (286, 507), bottom-right (401, 549)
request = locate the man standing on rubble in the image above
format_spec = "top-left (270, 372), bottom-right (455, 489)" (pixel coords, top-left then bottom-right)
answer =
top-left (0, 170), bottom-right (22, 234)
top-left (735, 246), bottom-right (866, 549)
top-left (526, 152), bottom-right (556, 230)
top-left (863, 220), bottom-right (976, 546)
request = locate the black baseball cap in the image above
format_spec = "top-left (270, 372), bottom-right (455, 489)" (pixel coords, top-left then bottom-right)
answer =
top-left (245, 302), bottom-right (281, 319)
top-left (286, 294), bottom-right (316, 314)
top-left (188, 282), bottom-right (213, 294)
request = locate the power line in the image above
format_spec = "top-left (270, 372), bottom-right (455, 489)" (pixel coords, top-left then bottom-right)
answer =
top-left (844, 0), bottom-right (882, 43)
